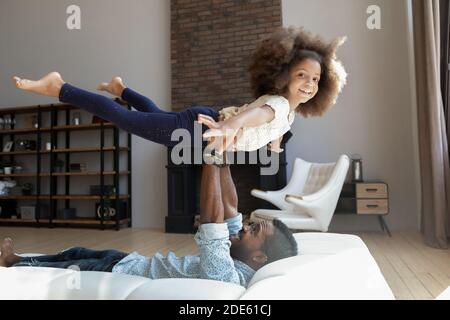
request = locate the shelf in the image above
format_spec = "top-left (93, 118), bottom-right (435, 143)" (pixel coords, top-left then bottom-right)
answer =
top-left (51, 147), bottom-right (129, 153)
top-left (0, 195), bottom-right (130, 200)
top-left (52, 218), bottom-right (130, 225)
top-left (0, 99), bottom-right (127, 115)
top-left (0, 102), bottom-right (132, 230)
top-left (0, 147), bottom-right (129, 155)
top-left (0, 128), bottom-right (51, 135)
top-left (0, 195), bottom-right (49, 200)
top-left (0, 103), bottom-right (74, 115)
top-left (0, 217), bottom-right (130, 225)
top-left (0, 150), bottom-right (40, 156)
top-left (0, 171), bottom-right (130, 178)
top-left (51, 195), bottom-right (130, 200)
top-left (50, 171), bottom-right (130, 176)
top-left (0, 123), bottom-right (116, 135)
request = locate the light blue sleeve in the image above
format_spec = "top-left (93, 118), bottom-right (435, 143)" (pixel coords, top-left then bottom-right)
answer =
top-left (225, 213), bottom-right (243, 237)
top-left (194, 223), bottom-right (242, 286)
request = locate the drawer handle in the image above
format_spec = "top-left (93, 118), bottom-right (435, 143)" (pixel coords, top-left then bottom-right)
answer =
top-left (366, 204), bottom-right (379, 208)
top-left (365, 188), bottom-right (379, 192)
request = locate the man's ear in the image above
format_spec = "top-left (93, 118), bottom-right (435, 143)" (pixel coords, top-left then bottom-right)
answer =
top-left (251, 251), bottom-right (268, 265)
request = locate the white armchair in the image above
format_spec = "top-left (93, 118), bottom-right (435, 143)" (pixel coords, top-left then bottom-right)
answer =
top-left (250, 154), bottom-right (350, 232)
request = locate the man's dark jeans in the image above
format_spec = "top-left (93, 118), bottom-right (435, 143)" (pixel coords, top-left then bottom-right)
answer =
top-left (13, 247), bottom-right (128, 272)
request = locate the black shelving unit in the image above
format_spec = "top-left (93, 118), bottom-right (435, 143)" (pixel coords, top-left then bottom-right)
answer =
top-left (0, 101), bottom-right (132, 230)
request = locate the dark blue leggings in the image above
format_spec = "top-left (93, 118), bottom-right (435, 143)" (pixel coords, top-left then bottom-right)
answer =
top-left (59, 83), bottom-right (220, 147)
top-left (13, 247), bottom-right (128, 272)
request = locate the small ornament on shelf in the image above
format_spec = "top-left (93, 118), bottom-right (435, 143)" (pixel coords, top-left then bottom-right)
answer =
top-left (351, 154), bottom-right (363, 182)
top-left (72, 111), bottom-right (81, 125)
top-left (31, 115), bottom-right (39, 129)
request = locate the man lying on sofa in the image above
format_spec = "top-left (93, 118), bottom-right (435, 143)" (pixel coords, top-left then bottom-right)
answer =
top-left (0, 164), bottom-right (297, 288)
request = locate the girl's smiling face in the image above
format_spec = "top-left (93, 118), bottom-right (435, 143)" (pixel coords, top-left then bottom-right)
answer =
top-left (283, 58), bottom-right (322, 109)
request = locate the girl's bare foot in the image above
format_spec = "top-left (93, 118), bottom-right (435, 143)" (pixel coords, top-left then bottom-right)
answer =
top-left (97, 76), bottom-right (126, 97)
top-left (0, 237), bottom-right (21, 267)
top-left (13, 72), bottom-right (65, 97)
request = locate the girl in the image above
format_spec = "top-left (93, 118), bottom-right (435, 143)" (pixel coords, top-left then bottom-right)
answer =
top-left (13, 27), bottom-right (347, 158)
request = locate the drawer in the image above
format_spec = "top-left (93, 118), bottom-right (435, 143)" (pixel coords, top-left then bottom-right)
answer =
top-left (357, 199), bottom-right (388, 214)
top-left (356, 183), bottom-right (387, 198)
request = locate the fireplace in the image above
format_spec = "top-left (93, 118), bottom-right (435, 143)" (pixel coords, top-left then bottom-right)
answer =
top-left (165, 137), bottom-right (290, 233)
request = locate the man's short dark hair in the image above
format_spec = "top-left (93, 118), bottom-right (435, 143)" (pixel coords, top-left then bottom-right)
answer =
top-left (264, 219), bottom-right (298, 264)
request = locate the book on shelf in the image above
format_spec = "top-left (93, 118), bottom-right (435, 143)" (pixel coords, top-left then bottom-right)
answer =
top-left (69, 163), bottom-right (87, 172)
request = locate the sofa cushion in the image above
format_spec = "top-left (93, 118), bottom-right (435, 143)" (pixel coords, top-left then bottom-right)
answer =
top-left (241, 248), bottom-right (394, 300)
top-left (126, 278), bottom-right (245, 300)
top-left (0, 266), bottom-right (245, 300)
top-left (248, 232), bottom-right (369, 286)
top-left (242, 233), bottom-right (394, 300)
top-left (0, 267), bottom-right (150, 300)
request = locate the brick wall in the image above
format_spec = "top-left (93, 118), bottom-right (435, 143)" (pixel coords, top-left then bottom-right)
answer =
top-left (171, 0), bottom-right (282, 111)
top-left (170, 0), bottom-right (283, 219)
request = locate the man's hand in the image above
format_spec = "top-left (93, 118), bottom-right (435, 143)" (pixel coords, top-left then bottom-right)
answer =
top-left (267, 136), bottom-right (284, 153)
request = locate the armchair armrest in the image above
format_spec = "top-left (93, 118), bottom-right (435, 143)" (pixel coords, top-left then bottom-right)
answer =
top-left (285, 194), bottom-right (303, 201)
top-left (285, 194), bottom-right (317, 218)
top-left (251, 188), bottom-right (266, 194)
top-left (251, 188), bottom-right (290, 210)
top-left (251, 189), bottom-right (268, 199)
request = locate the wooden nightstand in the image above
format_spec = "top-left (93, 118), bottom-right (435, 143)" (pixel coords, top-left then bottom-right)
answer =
top-left (335, 181), bottom-right (391, 236)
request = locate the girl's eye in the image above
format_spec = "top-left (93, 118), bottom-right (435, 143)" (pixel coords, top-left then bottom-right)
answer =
top-left (313, 78), bottom-right (320, 83)
top-left (298, 73), bottom-right (305, 78)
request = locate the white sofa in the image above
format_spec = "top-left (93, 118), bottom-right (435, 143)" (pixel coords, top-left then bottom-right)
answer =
top-left (0, 233), bottom-right (395, 300)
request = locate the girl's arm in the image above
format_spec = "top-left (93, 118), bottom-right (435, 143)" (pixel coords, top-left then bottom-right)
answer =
top-left (224, 105), bottom-right (275, 129)
top-left (199, 105), bottom-right (275, 132)
top-left (198, 105), bottom-right (275, 154)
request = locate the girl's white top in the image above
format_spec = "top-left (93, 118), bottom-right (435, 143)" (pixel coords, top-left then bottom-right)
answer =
top-left (219, 95), bottom-right (295, 152)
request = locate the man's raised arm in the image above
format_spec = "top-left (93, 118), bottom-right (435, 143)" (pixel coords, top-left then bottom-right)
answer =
top-left (199, 164), bottom-right (224, 224)
top-left (220, 165), bottom-right (243, 238)
top-left (196, 164), bottom-right (243, 285)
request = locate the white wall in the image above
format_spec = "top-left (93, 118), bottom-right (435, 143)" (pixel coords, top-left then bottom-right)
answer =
top-left (0, 0), bottom-right (170, 229)
top-left (282, 0), bottom-right (420, 231)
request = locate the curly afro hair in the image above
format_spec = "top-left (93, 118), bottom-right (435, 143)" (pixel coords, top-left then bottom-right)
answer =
top-left (248, 27), bottom-right (347, 117)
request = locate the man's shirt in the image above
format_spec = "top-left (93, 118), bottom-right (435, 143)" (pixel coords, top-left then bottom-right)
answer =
top-left (112, 214), bottom-right (255, 287)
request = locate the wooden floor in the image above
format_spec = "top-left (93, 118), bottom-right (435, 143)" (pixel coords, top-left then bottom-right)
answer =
top-left (0, 227), bottom-right (449, 300)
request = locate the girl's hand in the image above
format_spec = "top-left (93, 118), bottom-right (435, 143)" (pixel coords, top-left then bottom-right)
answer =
top-left (198, 114), bottom-right (240, 154)
top-left (197, 114), bottom-right (220, 129)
